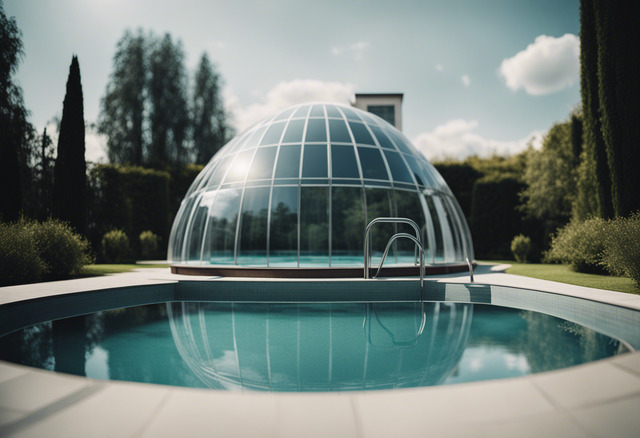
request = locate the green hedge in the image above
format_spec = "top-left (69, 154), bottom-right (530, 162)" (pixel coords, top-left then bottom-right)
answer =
top-left (433, 162), bottom-right (481, 220)
top-left (167, 163), bottom-right (204, 230)
top-left (89, 165), bottom-right (170, 260)
top-left (470, 175), bottom-right (527, 259)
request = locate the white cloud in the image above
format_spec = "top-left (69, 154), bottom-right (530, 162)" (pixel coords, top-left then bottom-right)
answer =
top-left (412, 119), bottom-right (543, 160)
top-left (227, 79), bottom-right (355, 132)
top-left (461, 74), bottom-right (471, 87)
top-left (500, 33), bottom-right (579, 95)
top-left (207, 40), bottom-right (226, 50)
top-left (435, 64), bottom-right (444, 72)
top-left (330, 41), bottom-right (370, 61)
top-left (85, 127), bottom-right (108, 163)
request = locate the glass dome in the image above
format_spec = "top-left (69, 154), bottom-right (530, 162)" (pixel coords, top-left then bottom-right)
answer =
top-left (168, 103), bottom-right (473, 267)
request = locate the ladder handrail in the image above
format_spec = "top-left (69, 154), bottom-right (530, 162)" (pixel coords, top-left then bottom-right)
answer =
top-left (373, 232), bottom-right (425, 289)
top-left (364, 217), bottom-right (422, 279)
top-left (466, 257), bottom-right (474, 283)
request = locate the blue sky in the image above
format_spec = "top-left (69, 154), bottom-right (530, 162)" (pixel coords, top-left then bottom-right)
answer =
top-left (5, 0), bottom-right (580, 162)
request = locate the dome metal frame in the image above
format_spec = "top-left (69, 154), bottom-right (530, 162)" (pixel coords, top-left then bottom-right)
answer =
top-left (168, 102), bottom-right (474, 277)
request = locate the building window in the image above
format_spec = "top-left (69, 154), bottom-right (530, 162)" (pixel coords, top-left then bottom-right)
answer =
top-left (367, 105), bottom-right (395, 126)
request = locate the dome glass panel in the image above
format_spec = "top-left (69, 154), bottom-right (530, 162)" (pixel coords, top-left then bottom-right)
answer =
top-left (168, 103), bottom-right (474, 267)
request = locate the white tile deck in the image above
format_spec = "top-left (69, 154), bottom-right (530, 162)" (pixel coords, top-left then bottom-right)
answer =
top-left (0, 265), bottom-right (639, 437)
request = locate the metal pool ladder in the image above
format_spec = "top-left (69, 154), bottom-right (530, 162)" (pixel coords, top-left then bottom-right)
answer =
top-left (364, 217), bottom-right (425, 289)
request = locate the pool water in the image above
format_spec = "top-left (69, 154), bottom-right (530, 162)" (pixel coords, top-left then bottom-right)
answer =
top-left (0, 302), bottom-right (627, 391)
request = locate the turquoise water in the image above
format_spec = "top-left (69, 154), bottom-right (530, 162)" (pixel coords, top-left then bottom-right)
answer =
top-left (0, 302), bottom-right (626, 391)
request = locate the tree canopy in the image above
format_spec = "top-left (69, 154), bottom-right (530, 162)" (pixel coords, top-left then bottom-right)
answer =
top-left (192, 53), bottom-right (234, 164)
top-left (99, 29), bottom-right (233, 169)
top-left (0, 1), bottom-right (33, 221)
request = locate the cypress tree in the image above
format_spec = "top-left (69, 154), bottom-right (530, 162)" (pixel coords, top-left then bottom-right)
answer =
top-left (53, 56), bottom-right (87, 234)
top-left (569, 111), bottom-right (583, 167)
top-left (579, 0), bottom-right (614, 219)
top-left (594, 1), bottom-right (640, 217)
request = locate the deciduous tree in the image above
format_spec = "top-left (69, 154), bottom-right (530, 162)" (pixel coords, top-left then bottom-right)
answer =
top-left (192, 53), bottom-right (234, 164)
top-left (98, 29), bottom-right (146, 166)
top-left (0, 1), bottom-right (31, 221)
top-left (148, 33), bottom-right (189, 168)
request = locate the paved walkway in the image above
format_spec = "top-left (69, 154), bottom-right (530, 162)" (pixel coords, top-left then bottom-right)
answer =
top-left (1, 267), bottom-right (639, 437)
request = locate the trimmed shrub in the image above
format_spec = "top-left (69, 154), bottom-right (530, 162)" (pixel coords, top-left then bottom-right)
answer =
top-left (601, 213), bottom-right (640, 286)
top-left (88, 164), bottom-right (170, 259)
top-left (470, 174), bottom-right (526, 259)
top-left (544, 218), bottom-right (608, 274)
top-left (29, 219), bottom-right (93, 279)
top-left (139, 230), bottom-right (160, 260)
top-left (101, 229), bottom-right (130, 263)
top-left (0, 221), bottom-right (46, 286)
top-left (511, 234), bottom-right (532, 263)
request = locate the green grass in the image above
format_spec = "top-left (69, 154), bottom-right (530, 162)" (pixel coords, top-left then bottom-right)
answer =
top-left (79, 263), bottom-right (169, 277)
top-left (480, 260), bottom-right (639, 294)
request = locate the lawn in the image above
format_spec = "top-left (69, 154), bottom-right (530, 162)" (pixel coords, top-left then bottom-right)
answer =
top-left (484, 261), bottom-right (639, 294)
top-left (80, 263), bottom-right (170, 277)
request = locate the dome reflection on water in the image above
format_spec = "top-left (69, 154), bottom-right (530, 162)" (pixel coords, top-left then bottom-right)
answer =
top-left (167, 301), bottom-right (473, 391)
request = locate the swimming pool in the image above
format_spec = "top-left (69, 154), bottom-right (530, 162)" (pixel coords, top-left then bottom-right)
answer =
top-left (0, 300), bottom-right (627, 391)
top-left (1, 273), bottom-right (640, 437)
top-left (1, 278), bottom-right (638, 392)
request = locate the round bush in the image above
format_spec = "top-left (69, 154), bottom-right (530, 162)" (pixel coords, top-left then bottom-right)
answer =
top-left (139, 230), bottom-right (160, 260)
top-left (544, 218), bottom-right (608, 273)
top-left (510, 234), bottom-right (532, 263)
top-left (28, 219), bottom-right (93, 279)
top-left (0, 221), bottom-right (46, 286)
top-left (101, 229), bottom-right (130, 263)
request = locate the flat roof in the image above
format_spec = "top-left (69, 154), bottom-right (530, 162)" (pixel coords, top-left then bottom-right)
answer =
top-left (355, 93), bottom-right (404, 100)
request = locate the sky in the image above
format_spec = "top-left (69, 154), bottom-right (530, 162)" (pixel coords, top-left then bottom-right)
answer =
top-left (5, 0), bottom-right (581, 162)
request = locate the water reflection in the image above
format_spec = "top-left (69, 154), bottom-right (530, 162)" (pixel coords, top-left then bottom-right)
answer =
top-left (0, 302), bottom-right (627, 392)
top-left (167, 302), bottom-right (473, 391)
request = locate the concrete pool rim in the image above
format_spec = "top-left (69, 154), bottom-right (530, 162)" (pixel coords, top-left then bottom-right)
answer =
top-left (1, 269), bottom-right (640, 438)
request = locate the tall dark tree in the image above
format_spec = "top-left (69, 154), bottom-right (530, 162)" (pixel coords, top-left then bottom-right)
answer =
top-left (593, 0), bottom-right (640, 217)
top-left (192, 53), bottom-right (234, 164)
top-left (569, 110), bottom-right (583, 167)
top-left (36, 127), bottom-right (55, 219)
top-left (0, 1), bottom-right (31, 221)
top-left (53, 56), bottom-right (87, 234)
top-left (579, 0), bottom-right (614, 219)
top-left (148, 33), bottom-right (189, 168)
top-left (98, 29), bottom-right (146, 166)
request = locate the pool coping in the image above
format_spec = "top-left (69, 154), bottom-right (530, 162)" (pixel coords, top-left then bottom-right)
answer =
top-left (1, 266), bottom-right (640, 437)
